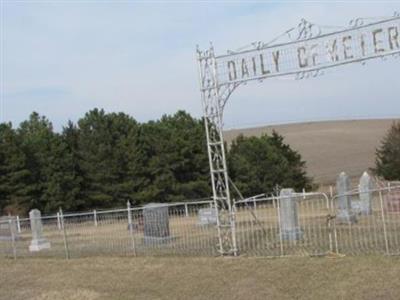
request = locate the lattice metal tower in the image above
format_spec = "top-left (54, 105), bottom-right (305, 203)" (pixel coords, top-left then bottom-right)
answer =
top-left (196, 46), bottom-right (239, 256)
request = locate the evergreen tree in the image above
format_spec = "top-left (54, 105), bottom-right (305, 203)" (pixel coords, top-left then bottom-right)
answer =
top-left (17, 112), bottom-right (56, 212)
top-left (227, 131), bottom-right (312, 197)
top-left (0, 123), bottom-right (31, 214)
top-left (136, 111), bottom-right (210, 203)
top-left (76, 109), bottom-right (141, 208)
top-left (374, 121), bottom-right (400, 180)
top-left (0, 109), bottom-right (315, 213)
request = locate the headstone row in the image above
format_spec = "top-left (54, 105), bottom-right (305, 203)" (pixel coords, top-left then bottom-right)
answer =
top-left (276, 171), bottom-right (375, 241)
top-left (337, 171), bottom-right (374, 224)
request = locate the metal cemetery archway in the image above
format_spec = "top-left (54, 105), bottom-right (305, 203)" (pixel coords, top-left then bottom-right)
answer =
top-left (196, 13), bottom-right (400, 256)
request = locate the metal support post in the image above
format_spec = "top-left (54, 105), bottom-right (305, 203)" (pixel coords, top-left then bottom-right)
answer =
top-left (127, 201), bottom-right (136, 255)
top-left (16, 215), bottom-right (21, 233)
top-left (59, 208), bottom-right (70, 260)
top-left (93, 210), bottom-right (98, 227)
top-left (9, 219), bottom-right (17, 260)
top-left (184, 203), bottom-right (189, 217)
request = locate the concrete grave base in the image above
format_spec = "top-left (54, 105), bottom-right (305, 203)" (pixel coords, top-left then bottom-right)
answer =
top-left (336, 210), bottom-right (357, 224)
top-left (280, 228), bottom-right (303, 241)
top-left (352, 200), bottom-right (372, 215)
top-left (29, 238), bottom-right (51, 252)
top-left (143, 236), bottom-right (175, 246)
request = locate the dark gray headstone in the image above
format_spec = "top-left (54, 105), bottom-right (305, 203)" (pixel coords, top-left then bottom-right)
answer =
top-left (279, 189), bottom-right (302, 240)
top-left (336, 172), bottom-right (357, 223)
top-left (143, 203), bottom-right (171, 245)
top-left (29, 209), bottom-right (51, 252)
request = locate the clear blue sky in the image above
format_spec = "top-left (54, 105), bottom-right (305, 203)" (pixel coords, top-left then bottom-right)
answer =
top-left (1, 1), bottom-right (400, 130)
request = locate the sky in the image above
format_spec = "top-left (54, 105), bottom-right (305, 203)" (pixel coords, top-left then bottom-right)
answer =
top-left (1, 1), bottom-right (400, 130)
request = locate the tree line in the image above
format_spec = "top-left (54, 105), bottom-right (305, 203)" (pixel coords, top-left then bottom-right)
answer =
top-left (0, 109), bottom-right (312, 216)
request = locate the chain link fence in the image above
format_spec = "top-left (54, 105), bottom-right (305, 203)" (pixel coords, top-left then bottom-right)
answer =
top-left (1, 185), bottom-right (400, 259)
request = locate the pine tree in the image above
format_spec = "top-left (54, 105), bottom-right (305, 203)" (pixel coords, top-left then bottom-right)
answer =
top-left (135, 111), bottom-right (210, 203)
top-left (0, 123), bottom-right (32, 214)
top-left (374, 121), bottom-right (400, 180)
top-left (77, 109), bottom-right (141, 208)
top-left (227, 131), bottom-right (312, 197)
top-left (17, 112), bottom-right (56, 212)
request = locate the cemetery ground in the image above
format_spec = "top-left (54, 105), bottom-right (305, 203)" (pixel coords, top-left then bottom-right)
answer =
top-left (1, 255), bottom-right (400, 300)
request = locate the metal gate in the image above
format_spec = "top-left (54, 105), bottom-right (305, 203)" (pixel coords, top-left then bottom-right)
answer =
top-left (234, 192), bottom-right (334, 256)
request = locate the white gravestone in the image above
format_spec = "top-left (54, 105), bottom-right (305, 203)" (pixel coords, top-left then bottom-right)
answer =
top-left (336, 172), bottom-right (357, 223)
top-left (279, 188), bottom-right (302, 240)
top-left (29, 209), bottom-right (51, 252)
top-left (358, 172), bottom-right (373, 215)
top-left (198, 207), bottom-right (218, 226)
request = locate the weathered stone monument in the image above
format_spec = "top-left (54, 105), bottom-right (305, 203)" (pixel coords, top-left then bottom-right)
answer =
top-left (143, 203), bottom-right (171, 245)
top-left (279, 188), bottom-right (302, 240)
top-left (29, 209), bottom-right (51, 252)
top-left (357, 172), bottom-right (373, 215)
top-left (198, 207), bottom-right (218, 226)
top-left (336, 172), bottom-right (357, 223)
top-left (0, 216), bottom-right (18, 241)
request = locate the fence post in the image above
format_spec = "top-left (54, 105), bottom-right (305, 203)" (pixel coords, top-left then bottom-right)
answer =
top-left (329, 185), bottom-right (333, 198)
top-left (378, 190), bottom-right (390, 255)
top-left (275, 195), bottom-right (284, 256)
top-left (59, 208), bottom-right (70, 260)
top-left (93, 210), bottom-right (98, 227)
top-left (9, 219), bottom-right (17, 260)
top-left (16, 215), bottom-right (21, 233)
top-left (184, 203), bottom-right (189, 217)
top-left (56, 212), bottom-right (61, 230)
top-left (127, 201), bottom-right (136, 256)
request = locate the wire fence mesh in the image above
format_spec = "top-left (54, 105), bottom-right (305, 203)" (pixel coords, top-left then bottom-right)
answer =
top-left (1, 185), bottom-right (400, 259)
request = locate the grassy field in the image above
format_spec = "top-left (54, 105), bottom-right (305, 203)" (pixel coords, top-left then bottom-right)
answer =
top-left (2, 255), bottom-right (400, 300)
top-left (224, 119), bottom-right (397, 184)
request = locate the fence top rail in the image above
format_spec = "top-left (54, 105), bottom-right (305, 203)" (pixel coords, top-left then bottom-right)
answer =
top-left (168, 200), bottom-right (213, 206)
top-left (331, 185), bottom-right (400, 201)
top-left (235, 191), bottom-right (329, 204)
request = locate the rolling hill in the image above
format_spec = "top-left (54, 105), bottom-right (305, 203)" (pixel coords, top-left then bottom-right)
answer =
top-left (224, 119), bottom-right (398, 185)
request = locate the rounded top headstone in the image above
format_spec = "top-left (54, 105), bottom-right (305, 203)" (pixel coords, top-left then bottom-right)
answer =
top-left (29, 209), bottom-right (41, 217)
top-left (360, 171), bottom-right (373, 189)
top-left (280, 188), bottom-right (294, 197)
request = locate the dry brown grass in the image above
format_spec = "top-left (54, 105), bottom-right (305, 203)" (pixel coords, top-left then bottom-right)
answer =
top-left (2, 255), bottom-right (400, 300)
top-left (224, 119), bottom-right (398, 184)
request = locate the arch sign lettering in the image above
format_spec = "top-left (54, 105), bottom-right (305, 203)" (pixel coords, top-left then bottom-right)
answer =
top-left (196, 13), bottom-right (400, 256)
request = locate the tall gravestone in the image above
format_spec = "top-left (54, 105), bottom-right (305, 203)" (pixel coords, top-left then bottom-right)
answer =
top-left (143, 203), bottom-right (171, 245)
top-left (279, 188), bottom-right (302, 240)
top-left (336, 172), bottom-right (357, 223)
top-left (29, 209), bottom-right (51, 252)
top-left (358, 172), bottom-right (373, 215)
